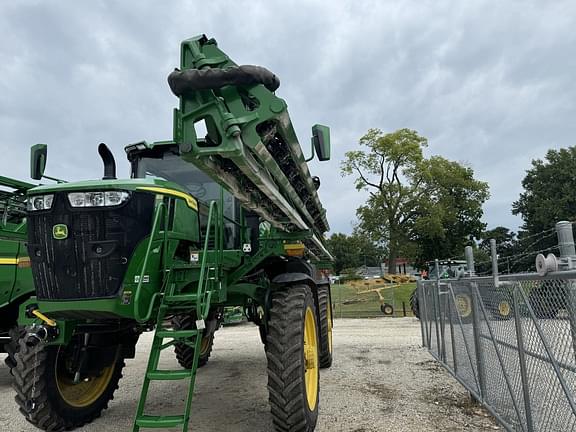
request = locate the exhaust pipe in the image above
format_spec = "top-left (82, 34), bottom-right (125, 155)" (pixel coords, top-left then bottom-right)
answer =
top-left (98, 143), bottom-right (117, 180)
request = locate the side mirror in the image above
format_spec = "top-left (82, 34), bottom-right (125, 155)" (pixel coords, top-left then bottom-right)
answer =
top-left (311, 124), bottom-right (330, 161)
top-left (30, 144), bottom-right (48, 180)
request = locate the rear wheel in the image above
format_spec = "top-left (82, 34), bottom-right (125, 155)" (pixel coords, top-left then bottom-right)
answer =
top-left (266, 285), bottom-right (319, 432)
top-left (455, 293), bottom-right (473, 323)
top-left (489, 294), bottom-right (513, 320)
top-left (172, 314), bottom-right (214, 368)
top-left (317, 285), bottom-right (333, 368)
top-left (12, 335), bottom-right (125, 430)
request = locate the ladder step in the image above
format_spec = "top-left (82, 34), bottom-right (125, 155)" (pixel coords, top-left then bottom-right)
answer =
top-left (135, 415), bottom-right (186, 428)
top-left (163, 294), bottom-right (198, 303)
top-left (155, 329), bottom-right (198, 339)
top-left (147, 370), bottom-right (192, 380)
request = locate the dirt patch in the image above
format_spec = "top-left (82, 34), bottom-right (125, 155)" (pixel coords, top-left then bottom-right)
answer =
top-left (0, 318), bottom-right (500, 431)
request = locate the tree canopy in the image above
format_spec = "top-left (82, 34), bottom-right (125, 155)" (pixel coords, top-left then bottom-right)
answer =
top-left (513, 147), bottom-right (576, 234)
top-left (325, 232), bottom-right (385, 275)
top-left (342, 128), bottom-right (489, 271)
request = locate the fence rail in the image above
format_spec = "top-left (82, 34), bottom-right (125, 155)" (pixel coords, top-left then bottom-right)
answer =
top-left (419, 273), bottom-right (576, 431)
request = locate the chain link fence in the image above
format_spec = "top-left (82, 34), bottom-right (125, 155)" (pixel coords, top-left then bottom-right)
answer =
top-left (419, 272), bottom-right (576, 431)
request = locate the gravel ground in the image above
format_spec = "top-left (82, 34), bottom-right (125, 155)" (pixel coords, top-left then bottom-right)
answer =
top-left (0, 318), bottom-right (499, 431)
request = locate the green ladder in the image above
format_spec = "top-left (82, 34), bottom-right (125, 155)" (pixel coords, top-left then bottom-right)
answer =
top-left (133, 200), bottom-right (222, 431)
top-left (132, 287), bottom-right (209, 432)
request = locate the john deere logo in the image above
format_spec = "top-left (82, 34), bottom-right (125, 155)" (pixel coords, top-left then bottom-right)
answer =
top-left (53, 224), bottom-right (68, 240)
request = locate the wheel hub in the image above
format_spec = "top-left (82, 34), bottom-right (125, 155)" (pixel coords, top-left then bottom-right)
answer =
top-left (304, 345), bottom-right (317, 370)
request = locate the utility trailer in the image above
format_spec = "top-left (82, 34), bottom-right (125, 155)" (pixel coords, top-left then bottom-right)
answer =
top-left (11, 35), bottom-right (334, 432)
top-left (0, 176), bottom-right (35, 368)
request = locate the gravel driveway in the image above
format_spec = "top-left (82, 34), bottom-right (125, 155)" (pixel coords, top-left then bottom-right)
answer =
top-left (0, 318), bottom-right (499, 431)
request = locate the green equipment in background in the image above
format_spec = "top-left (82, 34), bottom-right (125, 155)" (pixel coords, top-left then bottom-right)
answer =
top-left (11, 34), bottom-right (334, 432)
top-left (222, 306), bottom-right (245, 325)
top-left (0, 176), bottom-right (35, 369)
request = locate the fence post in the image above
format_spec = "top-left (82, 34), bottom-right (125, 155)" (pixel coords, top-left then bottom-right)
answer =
top-left (447, 289), bottom-right (458, 374)
top-left (556, 221), bottom-right (576, 365)
top-left (470, 282), bottom-right (487, 401)
top-left (433, 260), bottom-right (442, 358)
top-left (465, 245), bottom-right (475, 277)
top-left (513, 286), bottom-right (535, 432)
top-left (339, 279), bottom-right (343, 319)
top-left (556, 221), bottom-right (576, 258)
top-left (418, 282), bottom-right (426, 346)
top-left (490, 239), bottom-right (499, 287)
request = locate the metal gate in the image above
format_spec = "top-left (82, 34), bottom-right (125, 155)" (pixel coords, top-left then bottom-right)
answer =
top-left (419, 273), bottom-right (576, 431)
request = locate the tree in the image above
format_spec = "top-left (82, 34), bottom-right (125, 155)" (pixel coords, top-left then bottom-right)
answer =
top-left (510, 147), bottom-right (576, 271)
top-left (342, 128), bottom-right (489, 272)
top-left (480, 226), bottom-right (517, 253)
top-left (325, 232), bottom-right (384, 275)
top-left (477, 226), bottom-right (518, 274)
top-left (513, 147), bottom-right (576, 234)
top-left (410, 156), bottom-right (490, 266)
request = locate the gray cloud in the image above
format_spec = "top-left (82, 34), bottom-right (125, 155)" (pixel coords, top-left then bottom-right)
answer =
top-left (1, 0), bottom-right (574, 235)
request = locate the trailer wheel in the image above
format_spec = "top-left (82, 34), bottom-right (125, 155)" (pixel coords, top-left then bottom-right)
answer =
top-left (12, 336), bottom-right (124, 430)
top-left (380, 303), bottom-right (394, 315)
top-left (4, 326), bottom-right (26, 371)
top-left (266, 285), bottom-right (319, 432)
top-left (317, 285), bottom-right (333, 368)
top-left (410, 289), bottom-right (420, 319)
top-left (172, 314), bottom-right (214, 368)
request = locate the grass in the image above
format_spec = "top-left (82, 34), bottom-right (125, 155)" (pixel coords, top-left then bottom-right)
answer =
top-left (331, 281), bottom-right (417, 318)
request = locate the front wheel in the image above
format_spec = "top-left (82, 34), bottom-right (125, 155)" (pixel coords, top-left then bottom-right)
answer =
top-left (266, 285), bottom-right (319, 432)
top-left (172, 314), bottom-right (215, 369)
top-left (4, 326), bottom-right (26, 371)
top-left (12, 335), bottom-right (125, 431)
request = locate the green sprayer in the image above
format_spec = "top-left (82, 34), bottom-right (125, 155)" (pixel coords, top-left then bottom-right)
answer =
top-left (0, 176), bottom-right (35, 368)
top-left (11, 35), bottom-right (334, 432)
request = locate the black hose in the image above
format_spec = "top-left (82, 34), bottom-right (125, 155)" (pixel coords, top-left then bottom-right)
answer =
top-left (168, 65), bottom-right (280, 96)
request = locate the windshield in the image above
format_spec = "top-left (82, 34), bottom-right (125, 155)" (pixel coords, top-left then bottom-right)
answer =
top-left (134, 152), bottom-right (237, 220)
top-left (133, 151), bottom-right (242, 249)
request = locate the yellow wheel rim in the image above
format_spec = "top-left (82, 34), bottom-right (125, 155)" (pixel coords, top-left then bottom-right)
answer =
top-left (327, 303), bottom-right (333, 355)
top-left (200, 336), bottom-right (211, 356)
top-left (55, 348), bottom-right (116, 408)
top-left (303, 307), bottom-right (319, 411)
top-left (499, 301), bottom-right (511, 317)
top-left (456, 294), bottom-right (472, 318)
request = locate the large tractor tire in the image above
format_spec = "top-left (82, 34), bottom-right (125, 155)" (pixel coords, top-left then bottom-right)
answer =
top-left (12, 336), bottom-right (125, 431)
top-left (4, 326), bottom-right (26, 370)
top-left (410, 289), bottom-right (420, 319)
top-left (454, 293), bottom-right (473, 324)
top-left (266, 285), bottom-right (320, 432)
top-left (488, 292), bottom-right (513, 320)
top-left (317, 285), bottom-right (333, 369)
top-left (172, 314), bottom-right (214, 369)
top-left (528, 283), bottom-right (566, 319)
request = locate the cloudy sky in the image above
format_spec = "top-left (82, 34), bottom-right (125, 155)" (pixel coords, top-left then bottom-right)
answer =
top-left (1, 1), bottom-right (575, 235)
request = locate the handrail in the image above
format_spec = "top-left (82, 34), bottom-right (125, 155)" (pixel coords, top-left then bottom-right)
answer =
top-left (134, 202), bottom-right (167, 322)
top-left (196, 200), bottom-right (221, 319)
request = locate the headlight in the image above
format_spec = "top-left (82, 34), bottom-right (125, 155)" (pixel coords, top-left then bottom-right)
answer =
top-left (27, 194), bottom-right (54, 211)
top-left (67, 191), bottom-right (131, 208)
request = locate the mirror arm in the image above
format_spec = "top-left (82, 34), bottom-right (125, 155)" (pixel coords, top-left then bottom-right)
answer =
top-left (305, 138), bottom-right (316, 162)
top-left (41, 174), bottom-right (67, 184)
